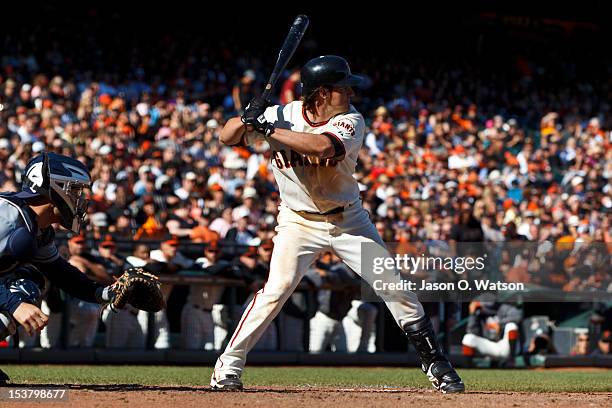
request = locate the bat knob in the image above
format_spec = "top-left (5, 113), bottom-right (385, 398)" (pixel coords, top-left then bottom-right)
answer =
top-left (295, 15), bottom-right (309, 26)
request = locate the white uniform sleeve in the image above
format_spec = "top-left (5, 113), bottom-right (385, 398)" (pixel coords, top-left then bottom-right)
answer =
top-left (149, 249), bottom-right (166, 263)
top-left (323, 113), bottom-right (365, 160)
top-left (365, 131), bottom-right (381, 155)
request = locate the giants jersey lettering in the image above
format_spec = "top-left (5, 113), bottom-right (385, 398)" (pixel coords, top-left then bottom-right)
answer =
top-left (244, 101), bottom-right (364, 213)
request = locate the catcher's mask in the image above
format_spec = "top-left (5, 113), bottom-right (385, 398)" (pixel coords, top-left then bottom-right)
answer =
top-left (17, 151), bottom-right (91, 233)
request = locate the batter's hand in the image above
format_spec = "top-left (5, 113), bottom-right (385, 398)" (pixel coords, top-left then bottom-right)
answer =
top-left (12, 303), bottom-right (49, 336)
top-left (242, 97), bottom-right (271, 123)
top-left (241, 97), bottom-right (274, 136)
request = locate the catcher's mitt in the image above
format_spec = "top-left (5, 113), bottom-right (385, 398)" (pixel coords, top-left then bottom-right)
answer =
top-left (109, 267), bottom-right (165, 312)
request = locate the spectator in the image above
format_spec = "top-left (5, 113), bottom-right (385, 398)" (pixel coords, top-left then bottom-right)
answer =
top-left (133, 195), bottom-right (166, 240)
top-left (126, 244), bottom-right (152, 268)
top-left (450, 208), bottom-right (484, 243)
top-left (570, 333), bottom-right (590, 356)
top-left (146, 238), bottom-right (194, 349)
top-left (231, 186), bottom-right (261, 225)
top-left (226, 216), bottom-right (256, 246)
top-left (527, 328), bottom-right (556, 357)
top-left (308, 252), bottom-right (376, 353)
top-left (165, 201), bottom-right (197, 239)
top-left (591, 330), bottom-right (611, 355)
top-left (461, 302), bottom-right (522, 366)
top-left (190, 207), bottom-right (220, 243)
top-left (210, 208), bottom-right (234, 239)
top-left (67, 235), bottom-right (113, 347)
top-left (93, 235), bottom-right (124, 277)
top-left (279, 69), bottom-right (301, 104)
top-left (181, 242), bottom-right (232, 350)
top-left (232, 70), bottom-right (257, 114)
top-left (174, 172), bottom-right (198, 201)
top-left (150, 238), bottom-right (194, 272)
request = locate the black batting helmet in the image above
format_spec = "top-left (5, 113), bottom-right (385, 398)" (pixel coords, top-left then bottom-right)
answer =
top-left (300, 55), bottom-right (365, 96)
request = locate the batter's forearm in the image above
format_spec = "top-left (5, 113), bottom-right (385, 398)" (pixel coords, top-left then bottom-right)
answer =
top-left (219, 117), bottom-right (247, 146)
top-left (270, 128), bottom-right (334, 158)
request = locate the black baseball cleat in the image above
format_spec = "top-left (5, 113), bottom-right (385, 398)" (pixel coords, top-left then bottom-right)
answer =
top-left (210, 373), bottom-right (243, 391)
top-left (404, 316), bottom-right (466, 394)
top-left (424, 360), bottom-right (465, 393)
top-left (0, 368), bottom-right (10, 385)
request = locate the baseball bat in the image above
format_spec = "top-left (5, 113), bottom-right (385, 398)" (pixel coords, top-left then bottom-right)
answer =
top-left (261, 14), bottom-right (309, 100)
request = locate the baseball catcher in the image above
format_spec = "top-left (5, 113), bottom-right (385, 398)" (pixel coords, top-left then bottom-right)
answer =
top-left (0, 152), bottom-right (164, 351)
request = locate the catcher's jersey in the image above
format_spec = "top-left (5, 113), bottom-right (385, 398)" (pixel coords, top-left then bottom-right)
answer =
top-left (244, 101), bottom-right (364, 213)
top-left (0, 193), bottom-right (59, 276)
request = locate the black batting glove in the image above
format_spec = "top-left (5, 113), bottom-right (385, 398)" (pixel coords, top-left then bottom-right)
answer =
top-left (241, 97), bottom-right (274, 136)
top-left (241, 97), bottom-right (271, 125)
top-left (254, 115), bottom-right (275, 136)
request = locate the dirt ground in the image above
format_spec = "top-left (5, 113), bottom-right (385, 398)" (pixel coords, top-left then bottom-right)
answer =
top-left (9, 385), bottom-right (612, 408)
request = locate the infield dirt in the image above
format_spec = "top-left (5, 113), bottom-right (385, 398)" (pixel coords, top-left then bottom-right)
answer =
top-left (10, 385), bottom-right (612, 408)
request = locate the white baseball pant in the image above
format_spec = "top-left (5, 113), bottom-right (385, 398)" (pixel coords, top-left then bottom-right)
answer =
top-left (69, 300), bottom-right (100, 347)
top-left (212, 304), bottom-right (229, 350)
top-left (278, 311), bottom-right (304, 351)
top-left (138, 310), bottom-right (170, 349)
top-left (214, 202), bottom-right (424, 377)
top-left (102, 307), bottom-right (145, 348)
top-left (342, 300), bottom-right (377, 353)
top-left (309, 311), bottom-right (342, 352)
top-left (16, 326), bottom-right (37, 348)
top-left (181, 303), bottom-right (215, 350)
top-left (309, 301), bottom-right (377, 353)
top-left (462, 322), bottom-right (519, 359)
top-left (40, 300), bottom-right (61, 348)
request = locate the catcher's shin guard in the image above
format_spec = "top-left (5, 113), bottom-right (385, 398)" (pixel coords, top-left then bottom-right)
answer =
top-left (404, 316), bottom-right (465, 393)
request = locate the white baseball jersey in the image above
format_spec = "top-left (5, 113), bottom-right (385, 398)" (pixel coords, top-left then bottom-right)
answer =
top-left (243, 101), bottom-right (364, 213)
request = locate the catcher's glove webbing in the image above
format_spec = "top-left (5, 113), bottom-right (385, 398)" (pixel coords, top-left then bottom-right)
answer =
top-left (109, 267), bottom-right (165, 312)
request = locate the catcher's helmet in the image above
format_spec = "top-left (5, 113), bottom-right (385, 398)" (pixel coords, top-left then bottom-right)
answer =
top-left (17, 152), bottom-right (91, 233)
top-left (300, 55), bottom-right (365, 96)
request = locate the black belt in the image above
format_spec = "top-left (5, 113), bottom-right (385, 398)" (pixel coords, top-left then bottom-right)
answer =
top-left (192, 304), bottom-right (212, 312)
top-left (299, 206), bottom-right (343, 216)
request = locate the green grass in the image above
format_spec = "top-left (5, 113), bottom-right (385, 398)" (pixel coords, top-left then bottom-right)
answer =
top-left (2, 365), bottom-right (611, 393)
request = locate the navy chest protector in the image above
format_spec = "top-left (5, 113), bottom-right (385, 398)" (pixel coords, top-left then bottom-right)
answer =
top-left (0, 193), bottom-right (42, 273)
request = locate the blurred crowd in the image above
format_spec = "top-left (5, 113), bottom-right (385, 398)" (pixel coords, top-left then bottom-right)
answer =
top-left (1, 32), bottom-right (611, 354)
top-left (1, 50), bottom-right (610, 249)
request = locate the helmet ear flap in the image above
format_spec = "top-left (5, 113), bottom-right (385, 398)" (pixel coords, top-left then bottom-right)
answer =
top-left (49, 187), bottom-right (74, 231)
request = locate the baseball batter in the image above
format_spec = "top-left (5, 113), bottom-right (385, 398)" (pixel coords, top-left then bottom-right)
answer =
top-left (211, 56), bottom-right (464, 393)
